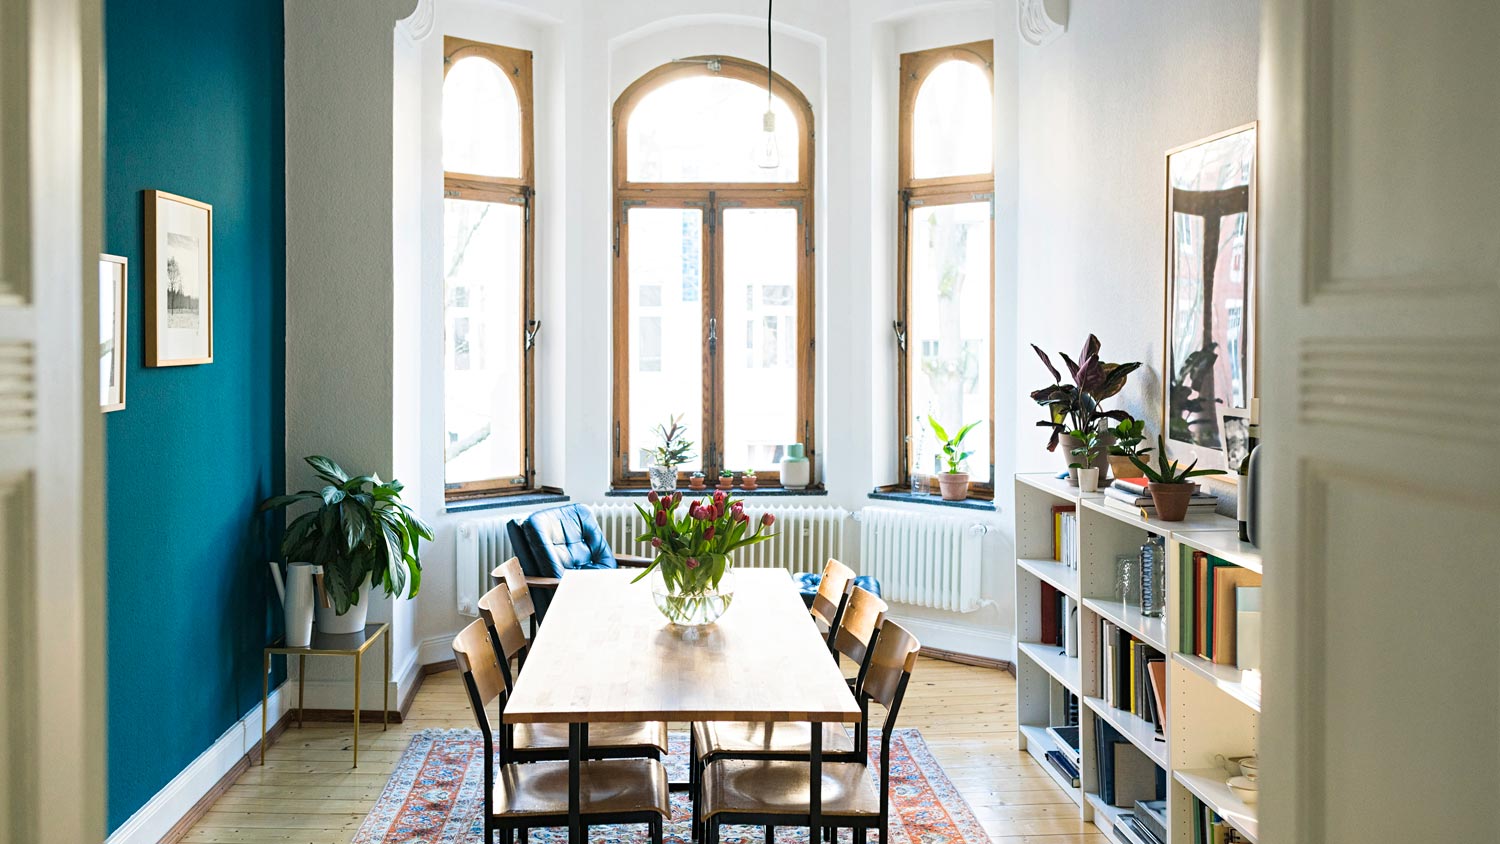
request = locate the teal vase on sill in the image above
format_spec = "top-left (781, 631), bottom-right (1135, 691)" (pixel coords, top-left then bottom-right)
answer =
top-left (780, 443), bottom-right (810, 489)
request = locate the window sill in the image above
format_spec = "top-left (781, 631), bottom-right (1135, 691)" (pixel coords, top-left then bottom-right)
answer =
top-left (867, 490), bottom-right (997, 511)
top-left (606, 486), bottom-right (828, 498)
top-left (445, 491), bottom-right (571, 514)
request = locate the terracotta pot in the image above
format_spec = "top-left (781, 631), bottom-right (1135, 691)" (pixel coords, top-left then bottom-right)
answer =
top-left (741, 477), bottom-right (758, 490)
top-left (689, 477), bottom-right (705, 490)
top-left (717, 477), bottom-right (734, 490)
top-left (1108, 453), bottom-right (1144, 480)
top-left (937, 472), bottom-right (970, 501)
top-left (1059, 432), bottom-right (1115, 485)
top-left (1147, 482), bottom-right (1199, 521)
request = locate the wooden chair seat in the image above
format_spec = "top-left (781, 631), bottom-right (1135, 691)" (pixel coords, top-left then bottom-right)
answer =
top-left (494, 758), bottom-right (671, 818)
top-left (516, 720), bottom-right (669, 755)
top-left (691, 720), bottom-right (856, 758)
top-left (700, 759), bottom-right (879, 819)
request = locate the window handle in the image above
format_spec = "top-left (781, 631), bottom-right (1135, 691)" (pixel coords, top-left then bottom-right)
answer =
top-left (891, 320), bottom-right (907, 351)
top-left (708, 317), bottom-right (718, 354)
top-left (525, 319), bottom-right (542, 351)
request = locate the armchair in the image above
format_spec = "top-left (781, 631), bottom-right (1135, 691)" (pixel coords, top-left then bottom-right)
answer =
top-left (504, 503), bottom-right (651, 622)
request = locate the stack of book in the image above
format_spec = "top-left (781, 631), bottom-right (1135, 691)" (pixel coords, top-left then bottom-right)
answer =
top-left (1119, 800), bottom-right (1168, 844)
top-left (1182, 551), bottom-right (1264, 668)
top-left (1104, 477), bottom-right (1218, 518)
top-left (1098, 619), bottom-right (1167, 735)
top-left (1193, 799), bottom-right (1248, 843)
top-left (1052, 504), bottom-right (1079, 569)
top-left (1093, 720), bottom-right (1165, 807)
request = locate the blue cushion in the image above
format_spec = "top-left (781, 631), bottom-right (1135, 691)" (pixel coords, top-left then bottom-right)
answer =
top-left (795, 572), bottom-right (883, 607)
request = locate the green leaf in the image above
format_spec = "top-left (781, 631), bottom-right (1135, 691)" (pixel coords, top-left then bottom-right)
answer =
top-left (305, 455), bottom-right (348, 484)
top-left (927, 416), bottom-right (950, 442)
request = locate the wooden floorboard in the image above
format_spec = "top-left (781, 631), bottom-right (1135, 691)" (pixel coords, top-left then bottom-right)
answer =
top-left (180, 655), bottom-right (1099, 843)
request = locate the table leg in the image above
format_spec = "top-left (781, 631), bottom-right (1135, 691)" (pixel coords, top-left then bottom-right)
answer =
top-left (568, 723), bottom-right (583, 844)
top-left (809, 722), bottom-right (823, 839)
top-left (353, 651), bottom-right (362, 768)
top-left (383, 627), bottom-right (391, 730)
top-left (260, 651), bottom-right (269, 766)
top-left (298, 654), bottom-right (306, 729)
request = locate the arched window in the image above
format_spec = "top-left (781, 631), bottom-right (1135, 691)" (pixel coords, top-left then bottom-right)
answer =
top-left (442, 38), bottom-right (535, 500)
top-left (896, 42), bottom-right (995, 499)
top-left (611, 58), bottom-right (815, 489)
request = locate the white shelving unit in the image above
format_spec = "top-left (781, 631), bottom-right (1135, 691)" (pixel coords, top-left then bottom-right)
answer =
top-left (1014, 472), bottom-right (1265, 844)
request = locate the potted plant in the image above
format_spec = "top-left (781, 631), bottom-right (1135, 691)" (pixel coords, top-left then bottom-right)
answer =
top-left (740, 469), bottom-right (758, 491)
top-left (717, 469), bottom-right (734, 490)
top-left (1108, 417), bottom-right (1152, 480)
top-left (929, 416), bottom-right (981, 501)
top-left (1031, 335), bottom-right (1141, 481)
top-left (1069, 429), bottom-right (1105, 492)
top-left (260, 456), bottom-right (433, 634)
top-left (633, 489), bottom-right (775, 625)
top-left (688, 471), bottom-right (706, 490)
top-left (1128, 435), bottom-right (1227, 521)
top-left (648, 415), bottom-right (695, 493)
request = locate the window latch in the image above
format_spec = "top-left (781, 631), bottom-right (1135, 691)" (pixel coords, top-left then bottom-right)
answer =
top-left (891, 320), bottom-right (907, 351)
top-left (525, 319), bottom-right (542, 351)
top-left (707, 317), bottom-right (718, 354)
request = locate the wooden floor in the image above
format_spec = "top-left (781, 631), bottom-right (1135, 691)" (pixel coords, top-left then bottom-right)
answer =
top-left (183, 657), bottom-right (1101, 843)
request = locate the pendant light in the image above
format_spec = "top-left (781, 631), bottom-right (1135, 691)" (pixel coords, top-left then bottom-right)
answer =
top-left (753, 0), bottom-right (780, 169)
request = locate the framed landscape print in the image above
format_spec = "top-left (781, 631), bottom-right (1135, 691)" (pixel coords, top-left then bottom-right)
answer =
top-left (144, 190), bottom-right (213, 366)
top-left (99, 254), bottom-right (127, 412)
top-left (1162, 122), bottom-right (1256, 473)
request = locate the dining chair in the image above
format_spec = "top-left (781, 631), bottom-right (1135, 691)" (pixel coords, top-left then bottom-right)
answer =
top-left (689, 585), bottom-right (890, 836)
top-left (475, 582), bottom-right (669, 763)
top-left (698, 621), bottom-right (922, 844)
top-left (452, 618), bottom-right (669, 844)
top-left (808, 558), bottom-right (858, 651)
top-left (492, 556), bottom-right (546, 661)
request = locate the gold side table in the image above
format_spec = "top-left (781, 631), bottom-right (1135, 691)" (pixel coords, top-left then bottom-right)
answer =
top-left (262, 622), bottom-right (390, 768)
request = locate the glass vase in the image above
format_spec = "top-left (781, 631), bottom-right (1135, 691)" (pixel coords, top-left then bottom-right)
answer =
top-left (647, 464), bottom-right (677, 494)
top-left (648, 565), bottom-right (735, 627)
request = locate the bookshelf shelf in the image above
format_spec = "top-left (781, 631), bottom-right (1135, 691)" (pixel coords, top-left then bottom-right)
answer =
top-left (1015, 472), bottom-right (1264, 843)
top-left (1018, 641), bottom-right (1081, 693)
top-left (1173, 768), bottom-right (1259, 843)
top-left (1172, 652), bottom-right (1261, 712)
top-left (1019, 557), bottom-right (1079, 598)
top-left (1084, 695), bottom-right (1168, 769)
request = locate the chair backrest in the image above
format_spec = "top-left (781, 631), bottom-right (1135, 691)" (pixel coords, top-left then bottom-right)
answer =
top-left (476, 582), bottom-right (530, 669)
top-left (832, 585), bottom-right (888, 668)
top-left (491, 556), bottom-right (536, 625)
top-left (452, 618), bottom-right (507, 730)
top-left (862, 620), bottom-right (921, 712)
top-left (809, 557), bottom-right (857, 629)
top-left (519, 504), bottom-right (618, 578)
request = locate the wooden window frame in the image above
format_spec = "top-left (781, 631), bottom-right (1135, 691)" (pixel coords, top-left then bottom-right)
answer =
top-left (610, 57), bottom-right (816, 490)
top-left (894, 41), bottom-right (996, 500)
top-left (442, 37), bottom-right (539, 501)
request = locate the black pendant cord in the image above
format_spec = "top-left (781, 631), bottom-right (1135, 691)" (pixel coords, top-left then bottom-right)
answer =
top-left (766, 0), bottom-right (773, 109)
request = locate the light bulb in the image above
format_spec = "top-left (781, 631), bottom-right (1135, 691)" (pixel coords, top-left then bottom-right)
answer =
top-left (753, 109), bottom-right (780, 169)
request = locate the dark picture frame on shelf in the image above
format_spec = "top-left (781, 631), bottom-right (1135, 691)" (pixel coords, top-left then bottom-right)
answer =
top-left (1161, 122), bottom-right (1257, 475)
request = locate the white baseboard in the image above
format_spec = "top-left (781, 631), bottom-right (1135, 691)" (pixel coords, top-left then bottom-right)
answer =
top-left (888, 614), bottom-right (1015, 663)
top-left (417, 631), bottom-right (460, 667)
top-left (106, 683), bottom-right (290, 844)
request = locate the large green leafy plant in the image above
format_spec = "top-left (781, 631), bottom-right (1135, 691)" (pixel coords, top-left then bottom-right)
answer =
top-left (260, 456), bottom-right (433, 613)
top-left (1031, 335), bottom-right (1142, 451)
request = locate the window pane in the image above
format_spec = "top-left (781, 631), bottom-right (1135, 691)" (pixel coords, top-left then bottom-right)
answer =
top-left (627, 208), bottom-right (704, 472)
top-left (443, 56), bottom-right (522, 178)
top-left (908, 201), bottom-right (991, 483)
top-left (627, 75), bottom-right (799, 183)
top-left (444, 198), bottom-right (524, 485)
top-left (722, 208), bottom-right (799, 472)
top-left (912, 61), bottom-right (992, 179)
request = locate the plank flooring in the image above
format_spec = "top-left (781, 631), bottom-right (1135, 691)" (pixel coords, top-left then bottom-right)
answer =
top-left (182, 656), bottom-right (1100, 843)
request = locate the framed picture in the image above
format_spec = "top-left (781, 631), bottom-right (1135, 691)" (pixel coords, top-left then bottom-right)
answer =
top-left (144, 190), bottom-right (213, 366)
top-left (1161, 122), bottom-right (1256, 473)
top-left (1216, 404), bottom-right (1253, 472)
top-left (99, 254), bottom-right (127, 412)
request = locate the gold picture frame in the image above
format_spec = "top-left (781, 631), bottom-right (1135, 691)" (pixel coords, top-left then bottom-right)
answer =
top-left (144, 190), bottom-right (214, 366)
top-left (1161, 122), bottom-right (1257, 475)
top-left (99, 253), bottom-right (127, 412)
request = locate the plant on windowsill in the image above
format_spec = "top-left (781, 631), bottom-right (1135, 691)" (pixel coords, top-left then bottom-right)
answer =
top-left (1128, 435), bottom-right (1228, 521)
top-left (740, 469), bottom-right (758, 491)
top-left (1069, 429), bottom-right (1105, 493)
top-left (632, 489), bottom-right (775, 626)
top-left (260, 456), bottom-right (433, 634)
top-left (648, 414), bottom-right (695, 494)
top-left (1107, 416), bottom-right (1152, 480)
top-left (929, 416), bottom-right (981, 501)
top-left (1030, 335), bottom-right (1141, 483)
top-left (689, 471), bottom-right (706, 490)
top-left (717, 470), bottom-right (734, 491)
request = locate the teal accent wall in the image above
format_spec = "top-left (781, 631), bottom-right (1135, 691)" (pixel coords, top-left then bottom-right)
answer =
top-left (104, 0), bottom-right (285, 831)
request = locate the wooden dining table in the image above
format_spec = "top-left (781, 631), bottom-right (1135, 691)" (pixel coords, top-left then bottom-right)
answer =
top-left (504, 567), bottom-right (862, 843)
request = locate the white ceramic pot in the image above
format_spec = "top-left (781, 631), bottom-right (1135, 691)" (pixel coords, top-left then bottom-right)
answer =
top-left (316, 575), bottom-right (371, 635)
top-left (269, 561), bottom-right (321, 648)
top-left (1077, 467), bottom-right (1100, 493)
top-left (779, 443), bottom-right (811, 489)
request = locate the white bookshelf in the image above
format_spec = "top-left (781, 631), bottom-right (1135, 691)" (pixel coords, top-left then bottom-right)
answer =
top-left (1014, 472), bottom-right (1265, 844)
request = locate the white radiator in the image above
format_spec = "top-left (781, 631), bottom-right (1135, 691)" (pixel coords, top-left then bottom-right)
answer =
top-left (856, 506), bottom-right (986, 612)
top-left (456, 503), bottom-right (849, 616)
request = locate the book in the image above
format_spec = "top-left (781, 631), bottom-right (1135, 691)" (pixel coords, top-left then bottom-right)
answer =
top-left (1236, 586), bottom-right (1262, 671)
top-left (1125, 816), bottom-right (1166, 844)
top-left (1134, 799), bottom-right (1168, 843)
top-left (1211, 566), bottom-right (1263, 665)
top-left (1039, 582), bottom-right (1059, 646)
top-left (1105, 484), bottom-right (1218, 507)
top-left (1051, 504), bottom-right (1076, 561)
top-left (1113, 817), bottom-right (1152, 844)
top-left (1103, 496), bottom-right (1219, 519)
top-left (1044, 749), bottom-right (1080, 787)
top-left (1146, 659), bottom-right (1168, 729)
top-left (1047, 724), bottom-right (1081, 768)
top-left (1110, 741), bottom-right (1160, 808)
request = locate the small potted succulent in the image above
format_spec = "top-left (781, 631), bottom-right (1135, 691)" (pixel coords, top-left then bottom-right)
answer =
top-left (929, 416), bottom-right (981, 501)
top-left (688, 471), bottom-right (706, 490)
top-left (1069, 429), bottom-right (1105, 492)
top-left (1108, 417), bottom-right (1151, 480)
top-left (1128, 435), bottom-right (1227, 521)
top-left (648, 415), bottom-right (695, 494)
top-left (740, 469), bottom-right (758, 491)
top-left (717, 469), bottom-right (734, 490)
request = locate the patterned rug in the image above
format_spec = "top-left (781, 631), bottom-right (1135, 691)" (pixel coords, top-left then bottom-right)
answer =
top-left (351, 729), bottom-right (989, 844)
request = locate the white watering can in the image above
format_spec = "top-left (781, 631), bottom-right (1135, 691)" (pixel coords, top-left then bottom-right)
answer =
top-left (269, 561), bottom-right (322, 648)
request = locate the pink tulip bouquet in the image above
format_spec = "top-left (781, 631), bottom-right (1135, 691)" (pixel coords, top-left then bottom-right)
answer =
top-left (632, 489), bottom-right (776, 622)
